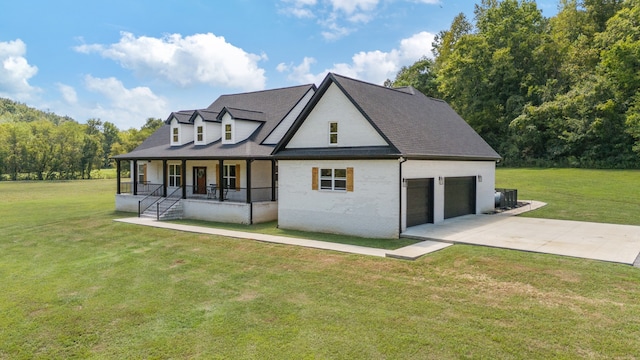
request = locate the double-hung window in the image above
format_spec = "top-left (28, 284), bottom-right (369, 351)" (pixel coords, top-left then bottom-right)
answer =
top-left (172, 127), bottom-right (179, 143)
top-left (320, 168), bottom-right (346, 191)
top-left (223, 164), bottom-right (236, 190)
top-left (169, 164), bottom-right (182, 187)
top-left (225, 124), bottom-right (232, 141)
top-left (329, 122), bottom-right (338, 145)
top-left (196, 126), bottom-right (204, 142)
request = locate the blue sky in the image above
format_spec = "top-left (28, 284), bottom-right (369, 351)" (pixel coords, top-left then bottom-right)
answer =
top-left (0, 0), bottom-right (559, 129)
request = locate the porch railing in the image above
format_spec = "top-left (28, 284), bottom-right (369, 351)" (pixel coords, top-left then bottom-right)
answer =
top-left (137, 184), bottom-right (164, 217)
top-left (156, 187), bottom-right (183, 220)
top-left (184, 185), bottom-right (277, 203)
top-left (120, 182), bottom-right (163, 196)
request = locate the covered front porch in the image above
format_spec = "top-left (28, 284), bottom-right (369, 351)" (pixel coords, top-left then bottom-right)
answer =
top-left (114, 157), bottom-right (278, 224)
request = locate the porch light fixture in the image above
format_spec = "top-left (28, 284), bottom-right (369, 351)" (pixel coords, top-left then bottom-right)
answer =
top-left (402, 178), bottom-right (407, 187)
top-left (438, 176), bottom-right (443, 185)
top-left (478, 175), bottom-right (483, 182)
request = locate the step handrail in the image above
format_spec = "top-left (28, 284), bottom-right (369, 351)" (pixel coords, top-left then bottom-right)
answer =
top-left (137, 184), bottom-right (164, 217)
top-left (156, 187), bottom-right (183, 220)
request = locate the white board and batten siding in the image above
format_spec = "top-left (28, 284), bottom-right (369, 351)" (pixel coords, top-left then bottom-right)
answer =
top-left (278, 160), bottom-right (400, 239)
top-left (285, 83), bottom-right (388, 148)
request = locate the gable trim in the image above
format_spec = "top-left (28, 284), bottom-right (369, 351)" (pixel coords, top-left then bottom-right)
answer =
top-left (273, 73), bottom-right (399, 155)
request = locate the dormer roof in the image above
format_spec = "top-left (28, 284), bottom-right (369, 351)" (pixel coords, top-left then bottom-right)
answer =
top-left (217, 107), bottom-right (265, 122)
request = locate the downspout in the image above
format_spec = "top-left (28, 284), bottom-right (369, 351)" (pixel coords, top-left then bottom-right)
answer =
top-left (398, 156), bottom-right (407, 237)
top-left (246, 159), bottom-right (253, 224)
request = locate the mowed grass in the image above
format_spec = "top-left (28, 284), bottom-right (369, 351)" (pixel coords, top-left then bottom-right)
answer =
top-left (171, 219), bottom-right (418, 250)
top-left (1, 173), bottom-right (639, 359)
top-left (496, 168), bottom-right (640, 225)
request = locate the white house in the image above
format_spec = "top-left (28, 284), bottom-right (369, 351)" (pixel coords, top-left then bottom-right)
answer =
top-left (114, 73), bottom-right (500, 239)
top-left (273, 73), bottom-right (501, 238)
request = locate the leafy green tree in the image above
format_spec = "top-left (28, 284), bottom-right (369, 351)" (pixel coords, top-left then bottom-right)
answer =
top-left (0, 122), bottom-right (29, 180)
top-left (388, 57), bottom-right (438, 97)
top-left (81, 119), bottom-right (105, 179)
top-left (26, 120), bottom-right (56, 180)
top-left (101, 121), bottom-right (120, 168)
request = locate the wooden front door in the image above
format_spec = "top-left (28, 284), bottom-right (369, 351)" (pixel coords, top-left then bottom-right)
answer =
top-left (193, 167), bottom-right (207, 194)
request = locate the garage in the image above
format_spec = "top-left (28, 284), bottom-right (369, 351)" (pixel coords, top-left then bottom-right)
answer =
top-left (406, 178), bottom-right (434, 227)
top-left (444, 176), bottom-right (476, 219)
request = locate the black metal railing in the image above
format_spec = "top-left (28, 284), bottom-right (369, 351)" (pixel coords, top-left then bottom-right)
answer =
top-left (137, 184), bottom-right (164, 217)
top-left (156, 187), bottom-right (183, 220)
top-left (121, 182), bottom-right (163, 196)
top-left (184, 185), bottom-right (277, 203)
top-left (495, 188), bottom-right (518, 209)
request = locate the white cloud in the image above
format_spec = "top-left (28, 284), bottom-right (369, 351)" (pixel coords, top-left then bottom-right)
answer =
top-left (57, 83), bottom-right (78, 105)
top-left (399, 31), bottom-right (436, 60)
top-left (277, 57), bottom-right (320, 83)
top-left (329, 0), bottom-right (379, 14)
top-left (280, 0), bottom-right (439, 40)
top-left (75, 32), bottom-right (267, 91)
top-left (281, 31), bottom-right (435, 85)
top-left (82, 75), bottom-right (169, 129)
top-left (0, 39), bottom-right (40, 101)
top-left (280, 0), bottom-right (317, 18)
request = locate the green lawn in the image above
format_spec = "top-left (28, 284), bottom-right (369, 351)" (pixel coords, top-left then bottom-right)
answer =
top-left (496, 168), bottom-right (640, 225)
top-left (1, 172), bottom-right (639, 359)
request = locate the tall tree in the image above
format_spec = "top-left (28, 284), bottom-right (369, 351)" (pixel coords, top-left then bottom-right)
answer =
top-left (388, 57), bottom-right (438, 97)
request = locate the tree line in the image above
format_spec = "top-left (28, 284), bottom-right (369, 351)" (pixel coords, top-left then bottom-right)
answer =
top-left (388, 0), bottom-right (639, 168)
top-left (0, 98), bottom-right (163, 180)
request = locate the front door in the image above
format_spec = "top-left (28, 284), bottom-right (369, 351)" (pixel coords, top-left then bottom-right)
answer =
top-left (193, 167), bottom-right (207, 194)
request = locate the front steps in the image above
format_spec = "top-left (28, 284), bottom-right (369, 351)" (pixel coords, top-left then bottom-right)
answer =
top-left (140, 199), bottom-right (183, 220)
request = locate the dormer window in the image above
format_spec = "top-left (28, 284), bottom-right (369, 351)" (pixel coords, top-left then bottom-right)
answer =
top-left (172, 127), bottom-right (179, 143)
top-left (196, 126), bottom-right (204, 142)
top-left (329, 122), bottom-right (338, 145)
top-left (225, 124), bottom-right (232, 141)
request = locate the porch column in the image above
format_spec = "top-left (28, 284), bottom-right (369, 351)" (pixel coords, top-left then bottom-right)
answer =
top-left (162, 160), bottom-right (168, 197)
top-left (133, 160), bottom-right (138, 195)
top-left (218, 159), bottom-right (224, 202)
top-left (271, 159), bottom-right (277, 201)
top-left (246, 159), bottom-right (252, 204)
top-left (182, 159), bottom-right (187, 199)
top-left (116, 159), bottom-right (121, 194)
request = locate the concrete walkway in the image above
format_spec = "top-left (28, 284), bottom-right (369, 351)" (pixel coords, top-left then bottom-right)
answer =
top-left (115, 217), bottom-right (451, 258)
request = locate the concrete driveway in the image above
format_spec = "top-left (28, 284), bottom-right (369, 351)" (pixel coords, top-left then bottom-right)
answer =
top-left (402, 211), bottom-right (640, 265)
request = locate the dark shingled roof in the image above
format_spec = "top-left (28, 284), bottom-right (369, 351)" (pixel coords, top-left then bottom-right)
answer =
top-left (189, 109), bottom-right (220, 123)
top-left (275, 73), bottom-right (501, 161)
top-left (168, 110), bottom-right (195, 124)
top-left (218, 107), bottom-right (265, 122)
top-left (114, 84), bottom-right (316, 160)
